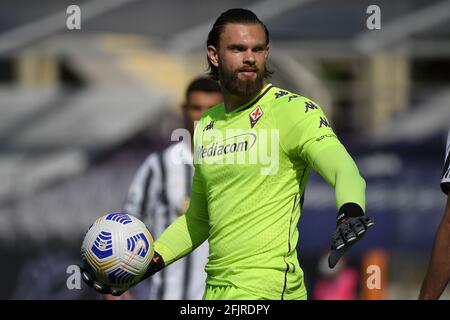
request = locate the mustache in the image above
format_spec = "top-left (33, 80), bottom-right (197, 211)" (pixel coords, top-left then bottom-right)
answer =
top-left (238, 66), bottom-right (259, 72)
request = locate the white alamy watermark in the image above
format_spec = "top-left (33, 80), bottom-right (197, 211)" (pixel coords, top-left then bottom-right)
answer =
top-left (169, 127), bottom-right (280, 176)
top-left (66, 264), bottom-right (82, 290)
top-left (366, 264), bottom-right (382, 290)
top-left (366, 5), bottom-right (381, 30)
top-left (66, 5), bottom-right (81, 30)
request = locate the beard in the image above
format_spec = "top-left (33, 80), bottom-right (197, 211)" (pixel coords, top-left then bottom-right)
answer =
top-left (218, 63), bottom-right (265, 99)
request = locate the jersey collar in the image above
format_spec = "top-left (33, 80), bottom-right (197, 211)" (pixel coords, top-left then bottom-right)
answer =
top-left (226, 83), bottom-right (273, 115)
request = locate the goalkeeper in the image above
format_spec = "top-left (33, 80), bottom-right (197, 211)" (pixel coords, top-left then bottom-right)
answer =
top-left (82, 8), bottom-right (374, 300)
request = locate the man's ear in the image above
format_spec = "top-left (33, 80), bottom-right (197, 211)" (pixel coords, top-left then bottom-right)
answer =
top-left (207, 45), bottom-right (219, 68)
top-left (265, 44), bottom-right (270, 60)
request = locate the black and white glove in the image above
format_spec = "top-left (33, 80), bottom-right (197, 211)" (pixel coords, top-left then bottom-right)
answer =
top-left (328, 203), bottom-right (374, 269)
top-left (79, 251), bottom-right (165, 296)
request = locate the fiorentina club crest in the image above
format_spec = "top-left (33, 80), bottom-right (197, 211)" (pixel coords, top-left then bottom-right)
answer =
top-left (249, 106), bottom-right (263, 128)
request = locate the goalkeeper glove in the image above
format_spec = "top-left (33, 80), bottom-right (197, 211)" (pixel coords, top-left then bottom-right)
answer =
top-left (328, 203), bottom-right (374, 269)
top-left (79, 251), bottom-right (165, 296)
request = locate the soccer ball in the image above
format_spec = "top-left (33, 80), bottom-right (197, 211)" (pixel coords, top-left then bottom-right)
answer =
top-left (81, 212), bottom-right (154, 292)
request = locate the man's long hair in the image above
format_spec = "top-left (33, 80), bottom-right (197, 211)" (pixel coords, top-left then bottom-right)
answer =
top-left (206, 8), bottom-right (273, 81)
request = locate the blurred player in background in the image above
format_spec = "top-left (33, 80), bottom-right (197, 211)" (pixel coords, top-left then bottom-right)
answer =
top-left (123, 77), bottom-right (222, 299)
top-left (419, 129), bottom-right (450, 300)
top-left (82, 8), bottom-right (373, 300)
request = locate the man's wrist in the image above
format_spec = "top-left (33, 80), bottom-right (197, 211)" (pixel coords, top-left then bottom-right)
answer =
top-left (144, 251), bottom-right (165, 279)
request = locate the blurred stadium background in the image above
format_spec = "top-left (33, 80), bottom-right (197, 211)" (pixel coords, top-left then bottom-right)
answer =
top-left (0, 0), bottom-right (449, 299)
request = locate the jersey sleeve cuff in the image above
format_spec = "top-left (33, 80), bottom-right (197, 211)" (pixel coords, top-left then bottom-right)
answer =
top-left (153, 241), bottom-right (177, 266)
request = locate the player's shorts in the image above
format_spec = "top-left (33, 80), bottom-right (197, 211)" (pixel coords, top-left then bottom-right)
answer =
top-left (202, 284), bottom-right (266, 300)
top-left (203, 284), bottom-right (308, 300)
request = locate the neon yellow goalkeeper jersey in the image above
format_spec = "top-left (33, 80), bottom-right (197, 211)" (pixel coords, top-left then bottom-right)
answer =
top-left (155, 83), bottom-right (366, 300)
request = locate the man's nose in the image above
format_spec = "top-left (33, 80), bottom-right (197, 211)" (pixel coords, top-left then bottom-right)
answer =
top-left (243, 50), bottom-right (256, 64)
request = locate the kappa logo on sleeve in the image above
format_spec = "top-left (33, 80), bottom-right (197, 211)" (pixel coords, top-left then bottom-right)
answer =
top-left (288, 94), bottom-right (299, 102)
top-left (249, 106), bottom-right (264, 128)
top-left (319, 117), bottom-right (330, 128)
top-left (305, 101), bottom-right (319, 113)
top-left (204, 120), bottom-right (215, 131)
top-left (274, 90), bottom-right (289, 99)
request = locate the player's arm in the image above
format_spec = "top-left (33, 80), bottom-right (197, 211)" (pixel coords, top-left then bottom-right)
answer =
top-left (311, 144), bottom-right (373, 268)
top-left (153, 115), bottom-right (210, 267)
top-left (419, 141), bottom-right (450, 300)
top-left (133, 177), bottom-right (210, 284)
top-left (153, 171), bottom-right (210, 266)
top-left (275, 96), bottom-right (373, 269)
top-left (136, 169), bottom-right (210, 289)
top-left (419, 193), bottom-right (450, 299)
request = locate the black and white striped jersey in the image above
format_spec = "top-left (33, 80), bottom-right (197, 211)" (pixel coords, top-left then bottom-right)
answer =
top-left (441, 129), bottom-right (450, 195)
top-left (124, 141), bottom-right (208, 300)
